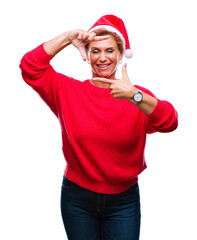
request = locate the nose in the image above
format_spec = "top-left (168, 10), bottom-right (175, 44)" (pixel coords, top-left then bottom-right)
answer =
top-left (99, 51), bottom-right (107, 62)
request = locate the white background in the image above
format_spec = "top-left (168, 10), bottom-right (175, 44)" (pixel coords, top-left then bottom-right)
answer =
top-left (1, 0), bottom-right (196, 239)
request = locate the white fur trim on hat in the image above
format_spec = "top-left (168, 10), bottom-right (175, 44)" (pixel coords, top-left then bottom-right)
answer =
top-left (89, 25), bottom-right (133, 58)
top-left (89, 25), bottom-right (126, 51)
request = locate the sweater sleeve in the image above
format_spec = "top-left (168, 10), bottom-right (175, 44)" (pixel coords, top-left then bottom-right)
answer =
top-left (136, 86), bottom-right (178, 134)
top-left (146, 99), bottom-right (178, 134)
top-left (19, 43), bottom-right (58, 117)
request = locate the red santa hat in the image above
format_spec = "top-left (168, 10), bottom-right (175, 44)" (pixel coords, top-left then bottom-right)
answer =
top-left (88, 15), bottom-right (133, 58)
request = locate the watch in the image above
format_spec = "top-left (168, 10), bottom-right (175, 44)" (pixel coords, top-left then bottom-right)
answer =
top-left (133, 89), bottom-right (143, 104)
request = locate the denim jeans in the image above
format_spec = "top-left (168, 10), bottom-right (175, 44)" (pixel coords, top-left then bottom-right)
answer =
top-left (60, 175), bottom-right (141, 240)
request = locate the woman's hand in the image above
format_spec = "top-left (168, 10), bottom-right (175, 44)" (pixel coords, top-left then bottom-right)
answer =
top-left (91, 63), bottom-right (137, 100)
top-left (91, 63), bottom-right (158, 114)
top-left (43, 29), bottom-right (108, 59)
top-left (68, 29), bottom-right (109, 61)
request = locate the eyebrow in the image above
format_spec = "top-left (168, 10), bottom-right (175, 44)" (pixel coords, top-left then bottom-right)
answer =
top-left (91, 47), bottom-right (116, 50)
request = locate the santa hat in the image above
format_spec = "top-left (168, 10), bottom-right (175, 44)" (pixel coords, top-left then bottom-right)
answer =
top-left (88, 15), bottom-right (133, 58)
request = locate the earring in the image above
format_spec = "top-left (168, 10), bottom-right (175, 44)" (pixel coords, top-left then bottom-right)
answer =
top-left (119, 60), bottom-right (122, 64)
top-left (87, 59), bottom-right (90, 64)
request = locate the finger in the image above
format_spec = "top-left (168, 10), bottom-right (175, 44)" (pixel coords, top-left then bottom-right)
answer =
top-left (121, 63), bottom-right (128, 78)
top-left (81, 32), bottom-right (90, 41)
top-left (77, 30), bottom-right (89, 40)
top-left (91, 77), bottom-right (116, 84)
top-left (77, 31), bottom-right (83, 40)
top-left (94, 35), bottom-right (109, 41)
top-left (87, 32), bottom-right (96, 42)
top-left (84, 34), bottom-right (109, 43)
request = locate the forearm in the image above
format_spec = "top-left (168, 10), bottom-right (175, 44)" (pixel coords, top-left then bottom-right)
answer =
top-left (128, 87), bottom-right (158, 115)
top-left (43, 31), bottom-right (71, 56)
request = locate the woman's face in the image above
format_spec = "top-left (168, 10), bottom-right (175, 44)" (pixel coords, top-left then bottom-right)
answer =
top-left (88, 36), bottom-right (123, 79)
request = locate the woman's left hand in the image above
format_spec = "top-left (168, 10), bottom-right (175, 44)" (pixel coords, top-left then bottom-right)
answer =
top-left (91, 63), bottom-right (137, 100)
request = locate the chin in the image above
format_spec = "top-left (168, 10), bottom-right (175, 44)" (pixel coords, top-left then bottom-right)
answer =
top-left (97, 71), bottom-right (115, 78)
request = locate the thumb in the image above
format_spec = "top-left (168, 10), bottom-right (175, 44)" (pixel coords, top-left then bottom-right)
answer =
top-left (78, 46), bottom-right (88, 61)
top-left (121, 63), bottom-right (128, 78)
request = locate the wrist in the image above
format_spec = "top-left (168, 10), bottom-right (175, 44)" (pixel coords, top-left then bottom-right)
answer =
top-left (61, 31), bottom-right (72, 46)
top-left (127, 87), bottom-right (139, 103)
top-left (43, 32), bottom-right (72, 56)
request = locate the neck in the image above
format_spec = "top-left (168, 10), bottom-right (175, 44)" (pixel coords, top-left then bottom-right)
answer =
top-left (89, 79), bottom-right (110, 89)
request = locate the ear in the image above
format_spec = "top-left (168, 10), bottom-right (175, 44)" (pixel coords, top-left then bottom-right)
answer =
top-left (119, 52), bottom-right (124, 62)
top-left (118, 52), bottom-right (123, 64)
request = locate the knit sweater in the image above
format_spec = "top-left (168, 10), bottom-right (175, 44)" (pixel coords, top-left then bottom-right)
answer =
top-left (19, 43), bottom-right (178, 194)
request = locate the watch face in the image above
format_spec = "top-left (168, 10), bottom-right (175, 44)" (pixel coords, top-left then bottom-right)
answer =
top-left (134, 92), bottom-right (142, 102)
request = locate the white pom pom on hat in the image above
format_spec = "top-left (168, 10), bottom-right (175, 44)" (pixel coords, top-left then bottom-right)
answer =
top-left (88, 15), bottom-right (133, 58)
top-left (124, 49), bottom-right (133, 58)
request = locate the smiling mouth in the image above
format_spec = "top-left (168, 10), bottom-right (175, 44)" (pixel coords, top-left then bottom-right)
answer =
top-left (96, 64), bottom-right (111, 69)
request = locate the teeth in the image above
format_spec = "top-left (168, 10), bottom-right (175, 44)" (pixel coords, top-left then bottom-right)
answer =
top-left (97, 64), bottom-right (110, 68)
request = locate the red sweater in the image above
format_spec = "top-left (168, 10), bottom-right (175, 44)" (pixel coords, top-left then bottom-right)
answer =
top-left (19, 43), bottom-right (178, 194)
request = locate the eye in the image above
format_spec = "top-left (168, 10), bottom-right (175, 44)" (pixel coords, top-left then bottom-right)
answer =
top-left (106, 49), bottom-right (114, 53)
top-left (91, 49), bottom-right (99, 54)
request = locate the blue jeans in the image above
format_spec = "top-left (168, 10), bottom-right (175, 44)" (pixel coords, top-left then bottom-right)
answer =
top-left (60, 175), bottom-right (141, 240)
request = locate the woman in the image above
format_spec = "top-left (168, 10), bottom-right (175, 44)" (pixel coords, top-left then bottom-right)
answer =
top-left (19, 15), bottom-right (178, 240)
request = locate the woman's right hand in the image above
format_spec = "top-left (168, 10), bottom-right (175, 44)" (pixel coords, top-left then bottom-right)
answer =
top-left (68, 29), bottom-right (108, 61)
